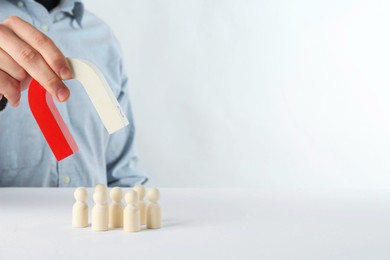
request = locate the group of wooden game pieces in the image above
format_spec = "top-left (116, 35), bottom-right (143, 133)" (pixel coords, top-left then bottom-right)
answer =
top-left (72, 184), bottom-right (161, 232)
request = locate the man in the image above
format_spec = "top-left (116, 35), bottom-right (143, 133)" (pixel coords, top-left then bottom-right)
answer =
top-left (0, 0), bottom-right (147, 187)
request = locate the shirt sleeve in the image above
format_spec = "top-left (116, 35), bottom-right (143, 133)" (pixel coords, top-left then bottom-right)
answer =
top-left (104, 48), bottom-right (148, 187)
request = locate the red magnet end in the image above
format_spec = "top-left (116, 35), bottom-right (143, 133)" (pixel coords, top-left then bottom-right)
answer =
top-left (28, 78), bottom-right (78, 161)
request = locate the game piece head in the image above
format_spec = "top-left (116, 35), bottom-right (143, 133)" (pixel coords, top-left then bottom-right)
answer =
top-left (147, 188), bottom-right (160, 203)
top-left (95, 183), bottom-right (107, 192)
top-left (125, 190), bottom-right (138, 204)
top-left (133, 185), bottom-right (145, 200)
top-left (110, 187), bottom-right (123, 202)
top-left (93, 190), bottom-right (107, 204)
top-left (74, 187), bottom-right (88, 201)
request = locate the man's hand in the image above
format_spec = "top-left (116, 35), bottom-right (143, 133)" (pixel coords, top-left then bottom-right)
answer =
top-left (0, 16), bottom-right (72, 107)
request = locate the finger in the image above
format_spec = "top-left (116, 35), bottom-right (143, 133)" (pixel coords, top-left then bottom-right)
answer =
top-left (3, 16), bottom-right (72, 80)
top-left (0, 47), bottom-right (27, 81)
top-left (0, 70), bottom-right (21, 107)
top-left (20, 75), bottom-right (32, 91)
top-left (0, 24), bottom-right (70, 102)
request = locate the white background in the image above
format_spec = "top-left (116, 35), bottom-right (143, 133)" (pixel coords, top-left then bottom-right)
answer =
top-left (83, 0), bottom-right (390, 188)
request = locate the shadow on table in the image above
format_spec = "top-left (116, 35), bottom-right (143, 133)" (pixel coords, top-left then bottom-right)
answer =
top-left (161, 218), bottom-right (189, 228)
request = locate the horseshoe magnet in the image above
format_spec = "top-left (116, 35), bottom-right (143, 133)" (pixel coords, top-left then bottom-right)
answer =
top-left (28, 58), bottom-right (129, 161)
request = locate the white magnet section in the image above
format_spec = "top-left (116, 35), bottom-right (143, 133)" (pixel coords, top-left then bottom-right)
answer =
top-left (67, 58), bottom-right (129, 134)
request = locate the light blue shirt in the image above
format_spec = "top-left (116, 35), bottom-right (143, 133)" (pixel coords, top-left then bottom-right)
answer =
top-left (0, 0), bottom-right (147, 187)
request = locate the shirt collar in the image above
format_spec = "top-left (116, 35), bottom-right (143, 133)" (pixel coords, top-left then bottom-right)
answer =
top-left (59, 0), bottom-right (84, 27)
top-left (7, 0), bottom-right (84, 26)
top-left (54, 0), bottom-right (83, 14)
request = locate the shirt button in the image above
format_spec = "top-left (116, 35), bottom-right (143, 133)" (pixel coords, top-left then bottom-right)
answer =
top-left (41, 24), bottom-right (49, 31)
top-left (54, 15), bottom-right (62, 22)
top-left (17, 1), bottom-right (24, 8)
top-left (63, 176), bottom-right (71, 184)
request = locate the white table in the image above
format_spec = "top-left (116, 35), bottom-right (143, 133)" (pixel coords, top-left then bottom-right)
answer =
top-left (1, 188), bottom-right (390, 259)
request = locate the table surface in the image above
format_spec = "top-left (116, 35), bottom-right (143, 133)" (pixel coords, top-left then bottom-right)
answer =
top-left (1, 188), bottom-right (390, 260)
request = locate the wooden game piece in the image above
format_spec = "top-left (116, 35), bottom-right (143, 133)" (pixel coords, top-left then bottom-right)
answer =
top-left (109, 187), bottom-right (124, 228)
top-left (95, 183), bottom-right (108, 193)
top-left (146, 188), bottom-right (162, 229)
top-left (72, 187), bottom-right (88, 228)
top-left (123, 190), bottom-right (140, 232)
top-left (91, 189), bottom-right (109, 231)
top-left (133, 185), bottom-right (146, 225)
